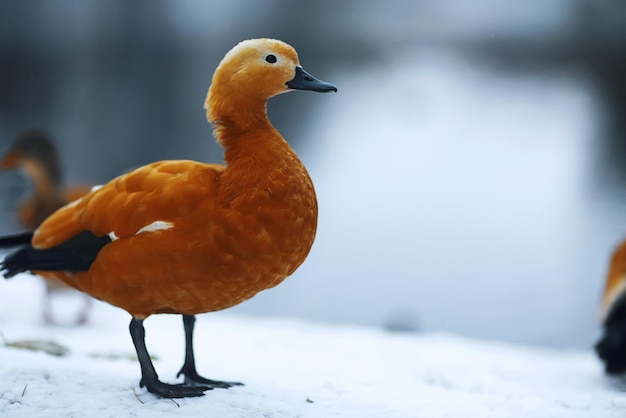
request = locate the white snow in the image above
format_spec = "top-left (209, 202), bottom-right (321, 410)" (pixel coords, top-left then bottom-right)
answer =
top-left (0, 275), bottom-right (624, 417)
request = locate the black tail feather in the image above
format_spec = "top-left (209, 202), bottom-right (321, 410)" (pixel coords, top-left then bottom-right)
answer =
top-left (0, 232), bottom-right (34, 248)
top-left (3, 247), bottom-right (82, 278)
top-left (596, 295), bottom-right (626, 374)
top-left (1, 231), bottom-right (111, 279)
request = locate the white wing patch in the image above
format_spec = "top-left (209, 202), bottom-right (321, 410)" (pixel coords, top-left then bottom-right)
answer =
top-left (135, 221), bottom-right (174, 236)
top-left (106, 221), bottom-right (173, 242)
top-left (91, 184), bottom-right (104, 192)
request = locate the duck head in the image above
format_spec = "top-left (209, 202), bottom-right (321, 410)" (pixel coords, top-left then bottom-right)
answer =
top-left (0, 131), bottom-right (62, 185)
top-left (205, 38), bottom-right (336, 128)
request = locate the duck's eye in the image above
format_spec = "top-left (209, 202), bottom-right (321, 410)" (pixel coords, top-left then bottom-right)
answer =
top-left (265, 54), bottom-right (277, 64)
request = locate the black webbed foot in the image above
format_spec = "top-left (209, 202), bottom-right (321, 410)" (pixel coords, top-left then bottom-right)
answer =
top-left (130, 317), bottom-right (212, 399)
top-left (139, 376), bottom-right (211, 398)
top-left (177, 365), bottom-right (243, 389)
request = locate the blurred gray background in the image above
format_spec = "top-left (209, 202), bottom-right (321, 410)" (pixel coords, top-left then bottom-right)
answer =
top-left (1, 0), bottom-right (625, 349)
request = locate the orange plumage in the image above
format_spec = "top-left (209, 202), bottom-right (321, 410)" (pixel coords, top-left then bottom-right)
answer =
top-left (39, 155), bottom-right (316, 317)
top-left (596, 240), bottom-right (626, 373)
top-left (33, 43), bottom-right (320, 318)
top-left (1, 38), bottom-right (336, 398)
top-left (600, 241), bottom-right (626, 321)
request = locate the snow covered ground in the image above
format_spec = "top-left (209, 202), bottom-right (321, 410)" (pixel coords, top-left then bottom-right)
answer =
top-left (0, 275), bottom-right (624, 417)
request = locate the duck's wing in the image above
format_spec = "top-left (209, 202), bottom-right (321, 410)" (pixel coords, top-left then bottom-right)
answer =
top-left (33, 160), bottom-right (224, 250)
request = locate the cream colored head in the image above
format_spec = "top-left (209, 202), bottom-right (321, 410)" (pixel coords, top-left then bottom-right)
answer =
top-left (205, 38), bottom-right (336, 127)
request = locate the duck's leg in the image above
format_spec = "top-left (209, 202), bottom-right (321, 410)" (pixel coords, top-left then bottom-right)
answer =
top-left (75, 294), bottom-right (92, 325)
top-left (42, 295), bottom-right (54, 325)
top-left (129, 318), bottom-right (211, 398)
top-left (42, 282), bottom-right (56, 325)
top-left (176, 314), bottom-right (243, 389)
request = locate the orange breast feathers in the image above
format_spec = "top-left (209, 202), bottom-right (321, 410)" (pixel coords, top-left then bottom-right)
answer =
top-left (33, 153), bottom-right (317, 318)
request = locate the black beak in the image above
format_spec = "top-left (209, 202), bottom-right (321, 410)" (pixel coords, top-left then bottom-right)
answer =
top-left (286, 66), bottom-right (337, 93)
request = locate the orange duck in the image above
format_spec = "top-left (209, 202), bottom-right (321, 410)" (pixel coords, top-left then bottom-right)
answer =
top-left (0, 38), bottom-right (336, 398)
top-left (596, 240), bottom-right (626, 373)
top-left (0, 131), bottom-right (93, 324)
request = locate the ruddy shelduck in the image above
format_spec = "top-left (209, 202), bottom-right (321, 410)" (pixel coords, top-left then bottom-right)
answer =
top-left (0, 131), bottom-right (92, 324)
top-left (0, 38), bottom-right (336, 398)
top-left (596, 240), bottom-right (626, 374)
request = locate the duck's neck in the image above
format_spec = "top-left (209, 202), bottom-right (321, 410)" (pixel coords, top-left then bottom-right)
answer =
top-left (208, 93), bottom-right (291, 166)
top-left (208, 82), bottom-right (268, 127)
top-left (21, 159), bottom-right (63, 203)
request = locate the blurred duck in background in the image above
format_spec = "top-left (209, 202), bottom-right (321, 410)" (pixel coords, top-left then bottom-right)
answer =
top-left (596, 240), bottom-right (626, 374)
top-left (0, 130), bottom-right (93, 324)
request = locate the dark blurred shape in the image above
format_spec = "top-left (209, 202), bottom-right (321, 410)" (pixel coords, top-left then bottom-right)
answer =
top-left (570, 1), bottom-right (626, 191)
top-left (469, 0), bottom-right (626, 191)
top-left (383, 309), bottom-right (420, 333)
top-left (596, 236), bottom-right (626, 373)
top-left (2, 131), bottom-right (61, 184)
top-left (596, 294), bottom-right (626, 374)
top-left (0, 131), bottom-right (93, 325)
top-left (0, 131), bottom-right (91, 230)
top-left (1, 131), bottom-right (64, 225)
